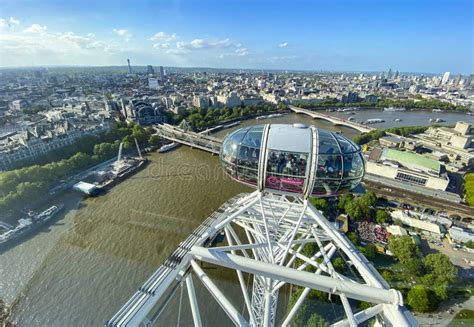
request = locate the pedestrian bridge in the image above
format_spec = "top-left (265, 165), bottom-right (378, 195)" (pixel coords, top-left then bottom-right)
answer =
top-left (289, 105), bottom-right (375, 133)
top-left (153, 124), bottom-right (222, 154)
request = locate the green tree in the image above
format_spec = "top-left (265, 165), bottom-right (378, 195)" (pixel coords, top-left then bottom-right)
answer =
top-left (360, 191), bottom-right (377, 208)
top-left (407, 285), bottom-right (436, 312)
top-left (306, 313), bottom-right (329, 327)
top-left (422, 253), bottom-right (457, 300)
top-left (149, 135), bottom-right (161, 146)
top-left (360, 243), bottom-right (376, 258)
top-left (332, 257), bottom-right (346, 272)
top-left (375, 209), bottom-right (390, 224)
top-left (388, 236), bottom-right (422, 275)
top-left (310, 197), bottom-right (328, 215)
top-left (337, 194), bottom-right (353, 212)
top-left (347, 231), bottom-right (359, 245)
top-left (345, 200), bottom-right (365, 220)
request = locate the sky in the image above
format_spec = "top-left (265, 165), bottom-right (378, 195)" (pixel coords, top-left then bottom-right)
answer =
top-left (0, 0), bottom-right (472, 73)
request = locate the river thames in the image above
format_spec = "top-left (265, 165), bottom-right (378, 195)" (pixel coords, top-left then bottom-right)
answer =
top-left (0, 110), bottom-right (472, 326)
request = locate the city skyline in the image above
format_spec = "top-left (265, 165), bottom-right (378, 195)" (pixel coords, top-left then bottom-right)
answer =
top-left (0, 0), bottom-right (473, 73)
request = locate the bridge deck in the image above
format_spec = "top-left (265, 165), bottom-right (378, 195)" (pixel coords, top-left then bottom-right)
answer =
top-left (289, 105), bottom-right (375, 133)
top-left (154, 124), bottom-right (222, 154)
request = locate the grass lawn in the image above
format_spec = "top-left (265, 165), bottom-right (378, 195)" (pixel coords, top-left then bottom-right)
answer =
top-left (449, 309), bottom-right (474, 326)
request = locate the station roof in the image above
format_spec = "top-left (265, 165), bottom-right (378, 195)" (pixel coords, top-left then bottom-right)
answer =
top-left (381, 148), bottom-right (441, 174)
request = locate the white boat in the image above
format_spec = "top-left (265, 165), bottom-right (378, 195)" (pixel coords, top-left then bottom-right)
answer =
top-left (347, 116), bottom-right (355, 121)
top-left (432, 109), bottom-right (443, 112)
top-left (158, 142), bottom-right (181, 153)
top-left (256, 115), bottom-right (267, 120)
top-left (394, 118), bottom-right (402, 122)
top-left (384, 107), bottom-right (406, 112)
top-left (267, 113), bottom-right (284, 118)
top-left (365, 118), bottom-right (385, 124)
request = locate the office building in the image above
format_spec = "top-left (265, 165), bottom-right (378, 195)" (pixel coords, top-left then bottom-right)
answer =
top-left (441, 71), bottom-right (450, 84)
top-left (366, 147), bottom-right (450, 191)
top-left (148, 78), bottom-right (159, 90)
top-left (159, 66), bottom-right (165, 81)
top-left (147, 65), bottom-right (154, 75)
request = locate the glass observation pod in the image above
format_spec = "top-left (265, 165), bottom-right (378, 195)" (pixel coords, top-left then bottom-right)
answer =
top-left (220, 123), bottom-right (365, 198)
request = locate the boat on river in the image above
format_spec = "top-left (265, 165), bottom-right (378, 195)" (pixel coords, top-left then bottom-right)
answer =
top-left (384, 107), bottom-right (406, 112)
top-left (158, 142), bottom-right (180, 153)
top-left (365, 118), bottom-right (385, 124)
top-left (0, 204), bottom-right (65, 249)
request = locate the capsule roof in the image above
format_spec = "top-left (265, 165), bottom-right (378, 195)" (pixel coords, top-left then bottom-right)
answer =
top-left (220, 123), bottom-right (365, 198)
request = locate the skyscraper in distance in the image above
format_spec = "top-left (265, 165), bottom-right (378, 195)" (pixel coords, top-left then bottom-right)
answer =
top-left (442, 71), bottom-right (450, 84)
top-left (147, 65), bottom-right (154, 75)
top-left (127, 59), bottom-right (132, 74)
top-left (159, 66), bottom-right (165, 82)
top-left (454, 74), bottom-right (462, 86)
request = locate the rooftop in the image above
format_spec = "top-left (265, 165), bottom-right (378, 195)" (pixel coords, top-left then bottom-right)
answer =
top-left (381, 148), bottom-right (441, 174)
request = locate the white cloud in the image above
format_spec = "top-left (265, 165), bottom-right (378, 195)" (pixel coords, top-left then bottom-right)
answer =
top-left (153, 42), bottom-right (171, 50)
top-left (87, 33), bottom-right (95, 38)
top-left (278, 42), bottom-right (288, 48)
top-left (176, 38), bottom-right (239, 50)
top-left (0, 26), bottom-right (129, 67)
top-left (113, 28), bottom-right (132, 42)
top-left (0, 17), bottom-right (20, 29)
top-left (23, 24), bottom-right (47, 33)
top-left (235, 48), bottom-right (249, 56)
top-left (9, 17), bottom-right (20, 25)
top-left (149, 32), bottom-right (177, 42)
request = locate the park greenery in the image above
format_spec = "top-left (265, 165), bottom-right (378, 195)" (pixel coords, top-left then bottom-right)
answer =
top-left (164, 103), bottom-right (286, 131)
top-left (352, 125), bottom-right (431, 145)
top-left (387, 236), bottom-right (458, 312)
top-left (449, 309), bottom-right (474, 326)
top-left (336, 191), bottom-right (378, 221)
top-left (464, 173), bottom-right (474, 207)
top-left (465, 240), bottom-right (474, 249)
top-left (0, 122), bottom-right (154, 212)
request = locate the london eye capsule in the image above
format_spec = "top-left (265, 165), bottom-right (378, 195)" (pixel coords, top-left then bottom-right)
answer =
top-left (220, 123), bottom-right (365, 198)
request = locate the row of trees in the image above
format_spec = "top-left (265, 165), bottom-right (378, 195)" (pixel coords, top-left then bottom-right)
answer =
top-left (294, 97), bottom-right (466, 111)
top-left (0, 122), bottom-right (154, 212)
top-left (164, 103), bottom-right (286, 131)
top-left (464, 173), bottom-right (474, 207)
top-left (352, 125), bottom-right (431, 145)
top-left (378, 96), bottom-right (467, 111)
top-left (387, 236), bottom-right (458, 312)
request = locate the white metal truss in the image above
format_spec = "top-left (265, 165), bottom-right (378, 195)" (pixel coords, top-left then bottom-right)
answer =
top-left (107, 191), bottom-right (417, 327)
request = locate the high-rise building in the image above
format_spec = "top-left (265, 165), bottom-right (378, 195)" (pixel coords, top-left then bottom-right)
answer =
top-left (159, 66), bottom-right (165, 81)
top-left (147, 65), bottom-right (154, 75)
top-left (454, 74), bottom-right (462, 86)
top-left (148, 78), bottom-right (159, 90)
top-left (387, 68), bottom-right (392, 79)
top-left (394, 70), bottom-right (399, 79)
top-left (441, 71), bottom-right (450, 84)
top-left (127, 59), bottom-right (132, 74)
top-left (465, 74), bottom-right (474, 88)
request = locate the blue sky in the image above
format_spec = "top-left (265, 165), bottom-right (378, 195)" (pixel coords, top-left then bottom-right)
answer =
top-left (0, 0), bottom-right (472, 73)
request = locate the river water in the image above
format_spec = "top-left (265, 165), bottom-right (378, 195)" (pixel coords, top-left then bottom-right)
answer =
top-left (0, 110), bottom-right (472, 326)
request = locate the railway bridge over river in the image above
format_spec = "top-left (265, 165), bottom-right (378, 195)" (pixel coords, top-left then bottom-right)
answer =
top-left (153, 124), bottom-right (222, 154)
